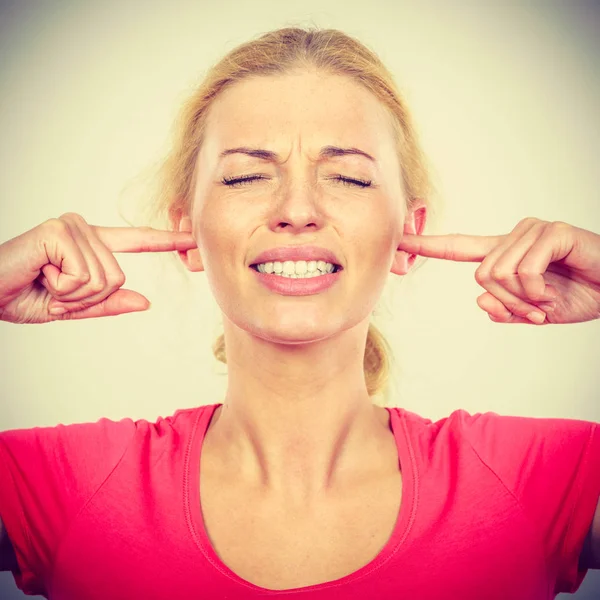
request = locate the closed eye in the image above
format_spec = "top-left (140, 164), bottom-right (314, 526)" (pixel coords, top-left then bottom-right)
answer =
top-left (221, 175), bottom-right (372, 188)
top-left (221, 174), bottom-right (266, 187)
top-left (330, 175), bottom-right (372, 188)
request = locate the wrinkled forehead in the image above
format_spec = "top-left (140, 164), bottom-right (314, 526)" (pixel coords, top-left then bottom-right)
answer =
top-left (199, 72), bottom-right (398, 165)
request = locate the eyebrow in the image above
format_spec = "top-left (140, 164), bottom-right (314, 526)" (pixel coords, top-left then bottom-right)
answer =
top-left (219, 145), bottom-right (376, 163)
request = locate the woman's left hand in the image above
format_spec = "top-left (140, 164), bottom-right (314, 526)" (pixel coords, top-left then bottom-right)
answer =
top-left (397, 217), bottom-right (600, 325)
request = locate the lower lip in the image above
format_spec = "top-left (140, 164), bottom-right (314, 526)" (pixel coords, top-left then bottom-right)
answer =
top-left (250, 267), bottom-right (342, 295)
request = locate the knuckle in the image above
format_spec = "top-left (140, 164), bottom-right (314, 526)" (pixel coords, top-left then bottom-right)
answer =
top-left (87, 279), bottom-right (107, 295)
top-left (520, 216), bottom-right (539, 226)
top-left (550, 220), bottom-right (569, 232)
top-left (108, 272), bottom-right (126, 288)
top-left (59, 212), bottom-right (85, 223)
top-left (489, 267), bottom-right (510, 282)
top-left (44, 218), bottom-right (70, 235)
top-left (75, 272), bottom-right (92, 285)
top-left (474, 268), bottom-right (489, 286)
top-left (517, 266), bottom-right (537, 278)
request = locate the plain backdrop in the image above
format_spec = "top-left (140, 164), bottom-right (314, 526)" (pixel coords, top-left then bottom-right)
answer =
top-left (0, 0), bottom-right (599, 598)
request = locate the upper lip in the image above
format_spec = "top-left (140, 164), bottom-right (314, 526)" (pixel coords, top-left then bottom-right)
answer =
top-left (250, 245), bottom-right (343, 268)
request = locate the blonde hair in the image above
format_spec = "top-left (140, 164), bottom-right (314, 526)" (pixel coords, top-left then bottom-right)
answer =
top-left (123, 25), bottom-right (441, 406)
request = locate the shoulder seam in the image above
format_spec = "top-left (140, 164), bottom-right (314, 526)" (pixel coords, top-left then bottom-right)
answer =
top-left (461, 419), bottom-right (555, 587)
top-left (46, 419), bottom-right (137, 596)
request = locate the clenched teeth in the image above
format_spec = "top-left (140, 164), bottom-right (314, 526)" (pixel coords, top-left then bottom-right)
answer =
top-left (255, 260), bottom-right (338, 277)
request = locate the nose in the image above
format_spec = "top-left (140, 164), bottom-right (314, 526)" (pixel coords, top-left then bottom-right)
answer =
top-left (268, 173), bottom-right (325, 233)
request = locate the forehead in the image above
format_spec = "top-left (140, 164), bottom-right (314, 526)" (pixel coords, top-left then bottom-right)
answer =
top-left (201, 71), bottom-right (396, 157)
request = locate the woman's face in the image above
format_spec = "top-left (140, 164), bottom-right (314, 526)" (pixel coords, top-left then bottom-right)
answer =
top-left (181, 69), bottom-right (424, 345)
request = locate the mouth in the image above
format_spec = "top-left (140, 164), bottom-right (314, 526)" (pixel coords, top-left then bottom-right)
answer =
top-left (249, 264), bottom-right (343, 273)
top-left (249, 260), bottom-right (342, 295)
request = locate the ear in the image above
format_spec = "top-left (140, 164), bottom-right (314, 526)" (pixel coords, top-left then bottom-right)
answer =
top-left (390, 202), bottom-right (427, 276)
top-left (175, 214), bottom-right (204, 272)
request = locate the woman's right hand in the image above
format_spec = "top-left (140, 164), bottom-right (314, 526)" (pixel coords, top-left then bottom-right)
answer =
top-left (0, 212), bottom-right (198, 324)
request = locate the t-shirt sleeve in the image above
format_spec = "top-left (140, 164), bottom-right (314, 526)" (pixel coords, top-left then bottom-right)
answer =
top-left (0, 417), bottom-right (136, 596)
top-left (454, 409), bottom-right (600, 595)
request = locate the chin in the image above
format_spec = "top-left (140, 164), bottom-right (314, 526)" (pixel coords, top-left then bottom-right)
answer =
top-left (244, 319), bottom-right (343, 345)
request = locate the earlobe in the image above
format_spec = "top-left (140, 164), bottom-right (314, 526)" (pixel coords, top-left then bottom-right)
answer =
top-left (177, 215), bottom-right (204, 272)
top-left (391, 203), bottom-right (427, 276)
top-left (390, 250), bottom-right (413, 276)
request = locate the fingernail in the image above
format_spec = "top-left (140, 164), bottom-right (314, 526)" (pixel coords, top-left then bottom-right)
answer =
top-left (526, 311), bottom-right (545, 324)
top-left (49, 306), bottom-right (67, 315)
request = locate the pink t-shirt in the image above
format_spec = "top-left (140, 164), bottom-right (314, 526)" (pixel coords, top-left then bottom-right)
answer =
top-left (0, 403), bottom-right (599, 599)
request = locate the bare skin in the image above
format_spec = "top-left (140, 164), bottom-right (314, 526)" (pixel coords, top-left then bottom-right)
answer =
top-left (200, 404), bottom-right (404, 589)
top-left (176, 68), bottom-right (427, 504)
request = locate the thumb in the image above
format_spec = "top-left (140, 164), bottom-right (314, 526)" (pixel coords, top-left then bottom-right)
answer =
top-left (48, 289), bottom-right (151, 320)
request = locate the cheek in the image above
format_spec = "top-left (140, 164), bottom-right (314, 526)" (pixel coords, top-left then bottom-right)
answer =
top-left (196, 203), bottom-right (244, 267)
top-left (366, 236), bottom-right (395, 272)
top-left (348, 209), bottom-right (397, 258)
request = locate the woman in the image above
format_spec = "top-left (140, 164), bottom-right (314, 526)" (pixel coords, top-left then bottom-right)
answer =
top-left (0, 26), bottom-right (599, 599)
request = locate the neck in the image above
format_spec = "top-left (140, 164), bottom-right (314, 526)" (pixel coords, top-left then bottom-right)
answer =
top-left (204, 317), bottom-right (392, 504)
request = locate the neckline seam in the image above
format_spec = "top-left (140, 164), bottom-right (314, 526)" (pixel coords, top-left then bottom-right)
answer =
top-left (185, 403), bottom-right (418, 593)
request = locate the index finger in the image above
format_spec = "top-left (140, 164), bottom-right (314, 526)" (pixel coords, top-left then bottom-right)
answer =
top-left (398, 233), bottom-right (505, 262)
top-left (92, 226), bottom-right (198, 253)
